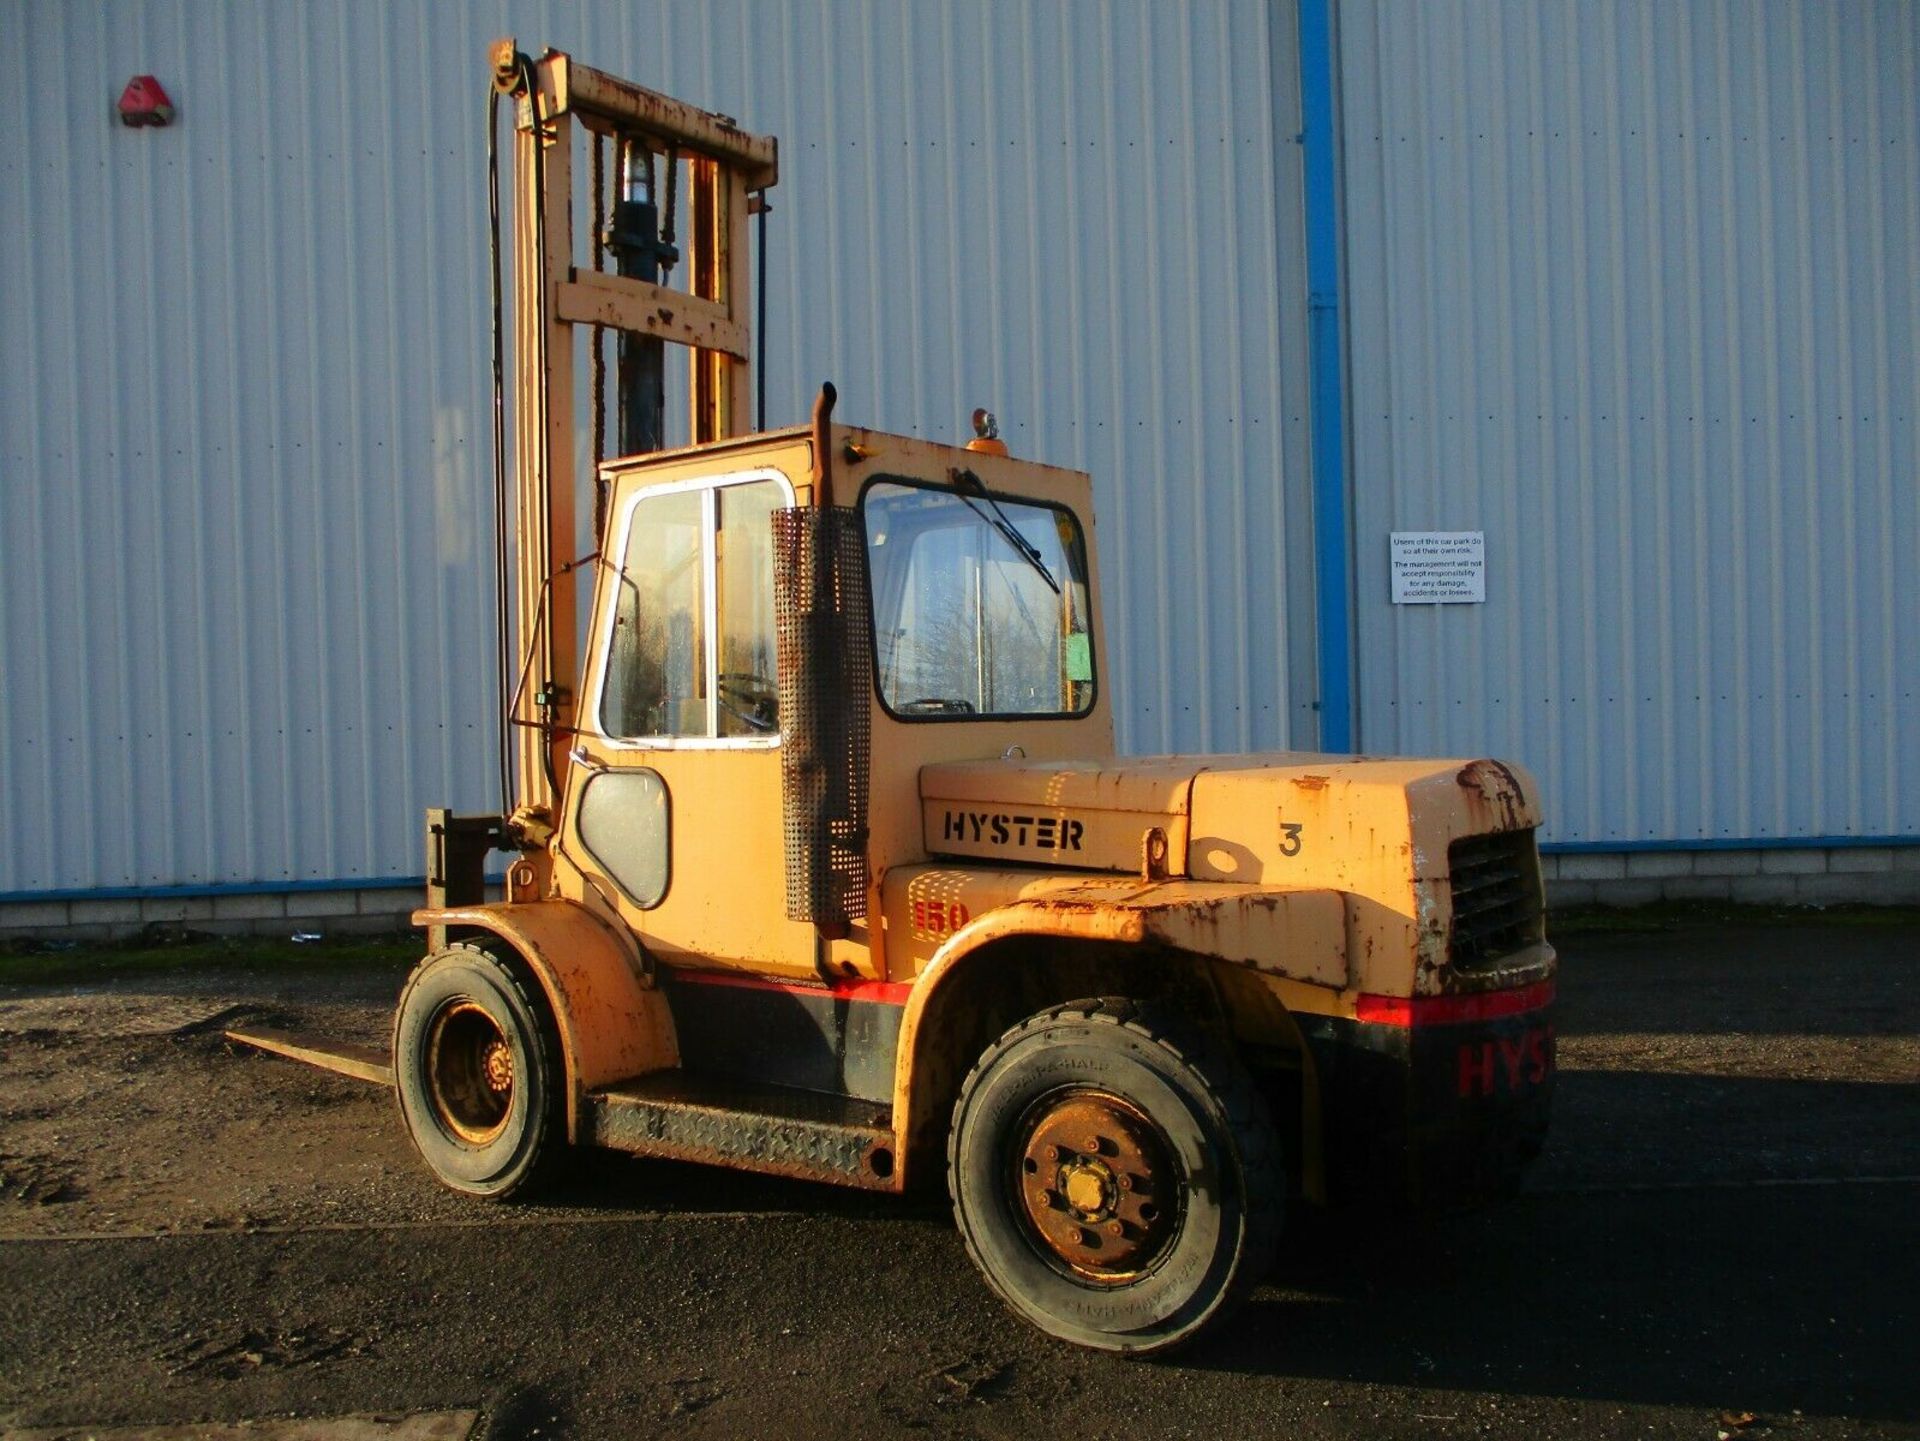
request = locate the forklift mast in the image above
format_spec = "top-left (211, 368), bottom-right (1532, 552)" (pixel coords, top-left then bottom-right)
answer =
top-left (488, 40), bottom-right (776, 840)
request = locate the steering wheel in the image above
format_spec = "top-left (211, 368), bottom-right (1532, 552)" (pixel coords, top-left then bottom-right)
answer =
top-left (898, 697), bottom-right (977, 715)
top-left (717, 672), bottom-right (779, 732)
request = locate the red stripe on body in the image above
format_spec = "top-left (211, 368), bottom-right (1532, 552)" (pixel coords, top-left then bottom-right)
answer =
top-left (668, 968), bottom-right (913, 1007)
top-left (1355, 979), bottom-right (1555, 1028)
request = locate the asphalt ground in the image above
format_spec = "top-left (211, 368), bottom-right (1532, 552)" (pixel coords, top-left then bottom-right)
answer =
top-left (2, 914), bottom-right (1916, 1439)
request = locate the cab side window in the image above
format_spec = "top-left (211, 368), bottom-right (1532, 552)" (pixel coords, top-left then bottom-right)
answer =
top-left (601, 478), bottom-right (784, 741)
top-left (604, 488), bottom-right (706, 738)
top-left (716, 480), bottom-right (782, 737)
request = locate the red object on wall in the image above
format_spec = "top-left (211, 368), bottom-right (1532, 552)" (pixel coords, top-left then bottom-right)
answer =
top-left (117, 76), bottom-right (174, 127)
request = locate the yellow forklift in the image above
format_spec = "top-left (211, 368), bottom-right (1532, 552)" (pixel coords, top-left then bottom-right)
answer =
top-left (233, 42), bottom-right (1556, 1355)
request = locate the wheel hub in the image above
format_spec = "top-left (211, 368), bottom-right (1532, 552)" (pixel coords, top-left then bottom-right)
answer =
top-left (1016, 1091), bottom-right (1178, 1282)
top-left (425, 1001), bottom-right (515, 1145)
top-left (1059, 1160), bottom-right (1112, 1218)
top-left (482, 1038), bottom-right (514, 1093)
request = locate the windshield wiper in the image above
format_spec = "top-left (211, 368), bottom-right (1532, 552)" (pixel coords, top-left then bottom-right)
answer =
top-left (949, 467), bottom-right (1061, 595)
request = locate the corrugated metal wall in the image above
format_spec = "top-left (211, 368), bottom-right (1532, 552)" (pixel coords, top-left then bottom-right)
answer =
top-left (0, 0), bottom-right (1309, 895)
top-left (1338, 0), bottom-right (1919, 845)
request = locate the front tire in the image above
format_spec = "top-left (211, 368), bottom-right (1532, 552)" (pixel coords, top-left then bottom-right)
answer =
top-left (947, 997), bottom-right (1281, 1355)
top-left (393, 942), bottom-right (563, 1199)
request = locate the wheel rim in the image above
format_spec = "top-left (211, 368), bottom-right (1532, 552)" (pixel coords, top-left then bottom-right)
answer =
top-left (424, 1000), bottom-right (515, 1145)
top-left (1012, 1089), bottom-right (1182, 1284)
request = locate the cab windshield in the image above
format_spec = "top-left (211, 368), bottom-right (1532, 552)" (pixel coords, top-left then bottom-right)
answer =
top-left (861, 476), bottom-right (1095, 719)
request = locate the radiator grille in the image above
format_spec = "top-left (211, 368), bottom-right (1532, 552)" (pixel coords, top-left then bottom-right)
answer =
top-left (1447, 829), bottom-right (1542, 967)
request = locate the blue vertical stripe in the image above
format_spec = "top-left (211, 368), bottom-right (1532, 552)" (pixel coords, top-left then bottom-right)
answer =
top-left (1298, 0), bottom-right (1353, 752)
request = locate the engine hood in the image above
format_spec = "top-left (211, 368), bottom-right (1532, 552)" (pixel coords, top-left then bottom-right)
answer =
top-left (922, 752), bottom-right (1542, 876)
top-left (922, 751), bottom-right (1548, 991)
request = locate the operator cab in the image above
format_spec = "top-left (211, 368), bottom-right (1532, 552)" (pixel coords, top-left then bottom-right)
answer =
top-left (556, 423), bottom-right (1116, 987)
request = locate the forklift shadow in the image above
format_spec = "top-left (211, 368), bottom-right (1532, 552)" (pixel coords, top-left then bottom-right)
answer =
top-left (1187, 1072), bottom-right (1920, 1424)
top-left (1551, 920), bottom-right (1920, 1039)
top-left (533, 1144), bottom-right (948, 1223)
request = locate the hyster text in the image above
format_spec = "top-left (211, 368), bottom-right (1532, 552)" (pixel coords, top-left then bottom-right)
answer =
top-left (941, 811), bottom-right (1086, 852)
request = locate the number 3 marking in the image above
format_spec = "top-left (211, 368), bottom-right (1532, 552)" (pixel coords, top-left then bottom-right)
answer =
top-left (1279, 820), bottom-right (1304, 857)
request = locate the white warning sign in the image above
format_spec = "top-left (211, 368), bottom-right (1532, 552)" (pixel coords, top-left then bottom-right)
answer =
top-left (1390, 531), bottom-right (1486, 604)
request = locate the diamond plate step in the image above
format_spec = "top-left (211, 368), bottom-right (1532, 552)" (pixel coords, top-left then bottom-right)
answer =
top-left (584, 1072), bottom-right (898, 1190)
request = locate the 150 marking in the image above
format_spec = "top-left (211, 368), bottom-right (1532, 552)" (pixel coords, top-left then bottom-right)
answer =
top-left (911, 898), bottom-right (971, 937)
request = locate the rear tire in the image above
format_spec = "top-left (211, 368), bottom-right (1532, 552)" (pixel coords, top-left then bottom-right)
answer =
top-left (393, 942), bottom-right (563, 1199)
top-left (947, 997), bottom-right (1282, 1355)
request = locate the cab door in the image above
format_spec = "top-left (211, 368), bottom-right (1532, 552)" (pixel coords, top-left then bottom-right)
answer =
top-left (560, 469), bottom-right (818, 979)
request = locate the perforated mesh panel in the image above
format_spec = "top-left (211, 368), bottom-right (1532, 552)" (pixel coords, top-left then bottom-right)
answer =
top-left (772, 507), bottom-right (872, 925)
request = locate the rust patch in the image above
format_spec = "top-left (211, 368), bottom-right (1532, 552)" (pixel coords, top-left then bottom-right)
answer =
top-left (1292, 774), bottom-right (1332, 792)
top-left (1455, 759), bottom-right (1526, 831)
